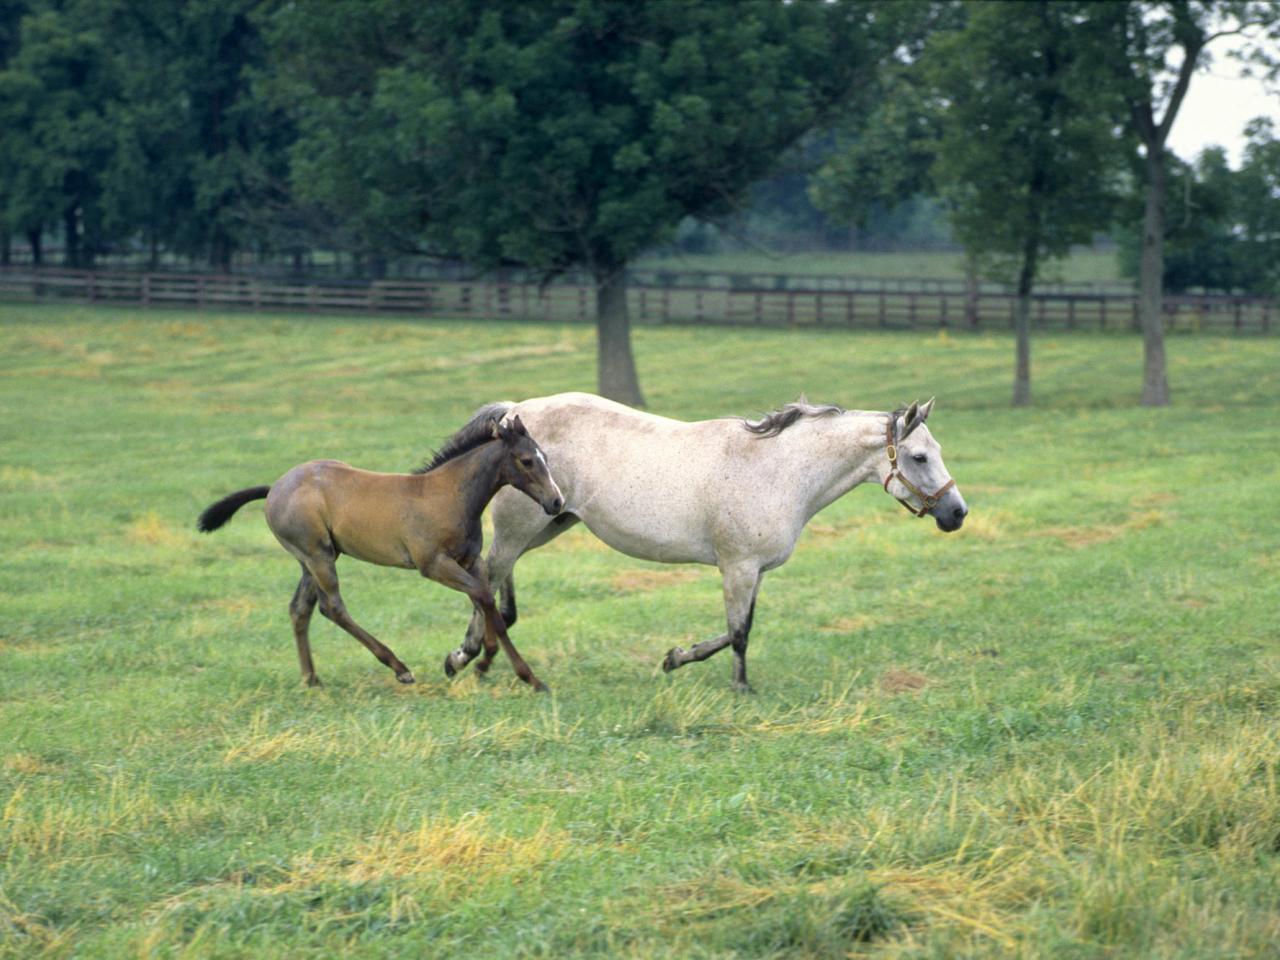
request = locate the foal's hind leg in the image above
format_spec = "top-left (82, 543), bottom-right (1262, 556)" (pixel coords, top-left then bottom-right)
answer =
top-left (662, 561), bottom-right (762, 693)
top-left (308, 555), bottom-right (415, 684)
top-left (289, 566), bottom-right (321, 686)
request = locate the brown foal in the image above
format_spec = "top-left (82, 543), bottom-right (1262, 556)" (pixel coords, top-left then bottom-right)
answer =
top-left (197, 415), bottom-right (563, 690)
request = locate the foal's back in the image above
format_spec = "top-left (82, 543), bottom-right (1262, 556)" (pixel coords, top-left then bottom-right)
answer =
top-left (266, 460), bottom-right (449, 570)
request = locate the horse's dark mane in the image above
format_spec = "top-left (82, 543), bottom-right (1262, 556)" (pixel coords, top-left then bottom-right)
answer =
top-left (414, 402), bottom-right (513, 474)
top-left (742, 399), bottom-right (846, 438)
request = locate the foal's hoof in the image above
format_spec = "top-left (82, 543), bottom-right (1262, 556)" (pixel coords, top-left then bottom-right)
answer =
top-left (443, 653), bottom-right (457, 679)
top-left (397, 670), bottom-right (415, 684)
top-left (662, 647), bottom-right (685, 673)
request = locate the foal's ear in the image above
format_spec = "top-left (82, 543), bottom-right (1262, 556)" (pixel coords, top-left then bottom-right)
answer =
top-left (509, 415), bottom-right (528, 437)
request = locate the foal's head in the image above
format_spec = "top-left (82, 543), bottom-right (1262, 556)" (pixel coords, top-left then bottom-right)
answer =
top-left (885, 399), bottom-right (968, 533)
top-left (493, 416), bottom-right (564, 516)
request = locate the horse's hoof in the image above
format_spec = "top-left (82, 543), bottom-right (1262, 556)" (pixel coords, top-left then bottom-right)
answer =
top-left (397, 671), bottom-right (415, 684)
top-left (532, 681), bottom-right (550, 694)
top-left (733, 682), bottom-right (756, 695)
top-left (305, 676), bottom-right (322, 688)
top-left (443, 654), bottom-right (456, 679)
top-left (662, 647), bottom-right (684, 673)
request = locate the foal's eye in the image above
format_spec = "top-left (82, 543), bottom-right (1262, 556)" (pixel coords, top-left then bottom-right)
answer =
top-left (520, 457), bottom-right (535, 468)
top-left (912, 453), bottom-right (928, 464)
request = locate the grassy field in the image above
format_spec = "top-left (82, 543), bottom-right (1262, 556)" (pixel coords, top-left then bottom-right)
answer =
top-left (2, 302), bottom-right (1278, 958)
top-left (634, 248), bottom-right (1125, 285)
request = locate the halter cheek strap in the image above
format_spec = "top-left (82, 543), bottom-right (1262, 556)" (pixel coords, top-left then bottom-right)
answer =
top-left (883, 419), bottom-right (955, 518)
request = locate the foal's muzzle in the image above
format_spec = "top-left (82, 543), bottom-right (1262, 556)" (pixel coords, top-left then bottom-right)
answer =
top-left (543, 495), bottom-right (564, 516)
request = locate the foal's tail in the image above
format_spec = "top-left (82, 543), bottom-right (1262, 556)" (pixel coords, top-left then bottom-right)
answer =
top-left (197, 486), bottom-right (271, 532)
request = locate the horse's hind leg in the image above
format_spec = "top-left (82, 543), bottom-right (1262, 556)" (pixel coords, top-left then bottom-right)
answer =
top-left (308, 555), bottom-right (415, 684)
top-left (662, 561), bottom-right (761, 693)
top-left (290, 566), bottom-right (321, 686)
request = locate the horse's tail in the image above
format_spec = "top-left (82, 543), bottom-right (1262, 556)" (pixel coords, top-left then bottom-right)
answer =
top-left (197, 486), bottom-right (271, 532)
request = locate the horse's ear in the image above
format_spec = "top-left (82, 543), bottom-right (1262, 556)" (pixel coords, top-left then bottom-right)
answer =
top-left (898, 400), bottom-right (920, 440)
top-left (919, 397), bottom-right (935, 423)
top-left (510, 415), bottom-right (528, 437)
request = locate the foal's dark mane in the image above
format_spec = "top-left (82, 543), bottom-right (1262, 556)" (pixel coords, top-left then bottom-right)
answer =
top-left (742, 399), bottom-right (845, 438)
top-left (414, 402), bottom-right (511, 474)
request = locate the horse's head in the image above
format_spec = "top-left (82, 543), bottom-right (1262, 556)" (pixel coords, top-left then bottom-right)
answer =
top-left (493, 415), bottom-right (564, 516)
top-left (883, 399), bottom-right (968, 532)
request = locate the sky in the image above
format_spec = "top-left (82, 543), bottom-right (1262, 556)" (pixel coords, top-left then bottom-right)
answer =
top-left (1165, 42), bottom-right (1280, 167)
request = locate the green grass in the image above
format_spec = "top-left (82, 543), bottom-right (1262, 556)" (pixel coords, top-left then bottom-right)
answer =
top-left (2, 302), bottom-right (1278, 958)
top-left (634, 248), bottom-right (1125, 285)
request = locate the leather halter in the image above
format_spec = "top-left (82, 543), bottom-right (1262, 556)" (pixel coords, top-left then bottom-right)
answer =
top-left (883, 418), bottom-right (956, 517)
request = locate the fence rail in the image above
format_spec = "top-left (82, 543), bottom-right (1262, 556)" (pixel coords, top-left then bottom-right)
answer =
top-left (0, 266), bottom-right (1273, 334)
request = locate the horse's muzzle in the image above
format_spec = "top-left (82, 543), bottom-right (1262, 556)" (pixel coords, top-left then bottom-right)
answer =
top-left (934, 504), bottom-right (967, 533)
top-left (543, 495), bottom-right (564, 516)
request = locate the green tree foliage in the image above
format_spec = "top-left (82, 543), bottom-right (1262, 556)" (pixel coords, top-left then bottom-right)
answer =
top-left (272, 0), bottom-right (903, 404)
top-left (927, 1), bottom-right (1124, 406)
top-left (1120, 124), bottom-right (1280, 296)
top-left (1081, 0), bottom-right (1280, 405)
top-left (817, 1), bottom-right (1123, 406)
top-left (0, 0), bottom-right (287, 269)
top-left (0, 2), bottom-right (117, 265)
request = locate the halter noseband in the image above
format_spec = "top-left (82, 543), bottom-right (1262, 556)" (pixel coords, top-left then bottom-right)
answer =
top-left (883, 418), bottom-right (955, 518)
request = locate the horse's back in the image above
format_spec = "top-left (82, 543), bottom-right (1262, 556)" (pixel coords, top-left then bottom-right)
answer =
top-left (505, 393), bottom-right (752, 564)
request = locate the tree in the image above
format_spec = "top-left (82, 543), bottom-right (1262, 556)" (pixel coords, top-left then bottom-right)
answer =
top-left (1083, 1), bottom-right (1280, 405)
top-left (272, 0), bottom-right (902, 405)
top-left (0, 3), bottom-right (117, 266)
top-left (99, 0), bottom-right (290, 270)
top-left (928, 2), bottom-right (1123, 405)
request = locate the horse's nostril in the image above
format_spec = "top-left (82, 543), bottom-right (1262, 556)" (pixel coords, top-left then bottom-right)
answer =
top-left (954, 506), bottom-right (967, 520)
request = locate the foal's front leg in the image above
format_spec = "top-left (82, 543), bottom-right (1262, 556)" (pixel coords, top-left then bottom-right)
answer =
top-left (425, 554), bottom-right (548, 692)
top-left (662, 561), bottom-right (761, 692)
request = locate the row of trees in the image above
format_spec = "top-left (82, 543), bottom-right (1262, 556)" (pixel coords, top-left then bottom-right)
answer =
top-left (2, 1), bottom-right (1278, 406)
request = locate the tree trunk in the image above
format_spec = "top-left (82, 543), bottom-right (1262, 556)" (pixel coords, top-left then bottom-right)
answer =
top-left (1, 232), bottom-right (10, 266)
top-left (210, 228), bottom-right (232, 273)
top-left (64, 206), bottom-right (80, 268)
top-left (595, 266), bottom-right (645, 408)
top-left (1013, 239), bottom-right (1037, 407)
top-left (28, 229), bottom-right (42, 265)
top-left (1138, 145), bottom-right (1169, 405)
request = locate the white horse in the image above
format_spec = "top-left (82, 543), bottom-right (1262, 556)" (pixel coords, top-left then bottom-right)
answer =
top-left (442, 393), bottom-right (967, 691)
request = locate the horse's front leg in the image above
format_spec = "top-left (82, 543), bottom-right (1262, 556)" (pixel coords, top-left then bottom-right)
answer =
top-left (662, 561), bottom-right (761, 692)
top-left (426, 554), bottom-right (548, 692)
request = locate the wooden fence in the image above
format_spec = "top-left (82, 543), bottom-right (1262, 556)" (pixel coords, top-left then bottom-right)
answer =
top-left (0, 266), bottom-right (1273, 334)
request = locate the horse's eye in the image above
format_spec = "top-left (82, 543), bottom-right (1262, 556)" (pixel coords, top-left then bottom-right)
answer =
top-left (912, 454), bottom-right (928, 464)
top-left (520, 457), bottom-right (535, 468)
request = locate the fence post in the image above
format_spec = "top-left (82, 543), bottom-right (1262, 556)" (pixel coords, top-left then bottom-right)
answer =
top-left (1100, 297), bottom-right (1107, 330)
top-left (847, 291), bottom-right (855, 327)
top-left (142, 274), bottom-right (151, 307)
top-left (878, 290), bottom-right (886, 327)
